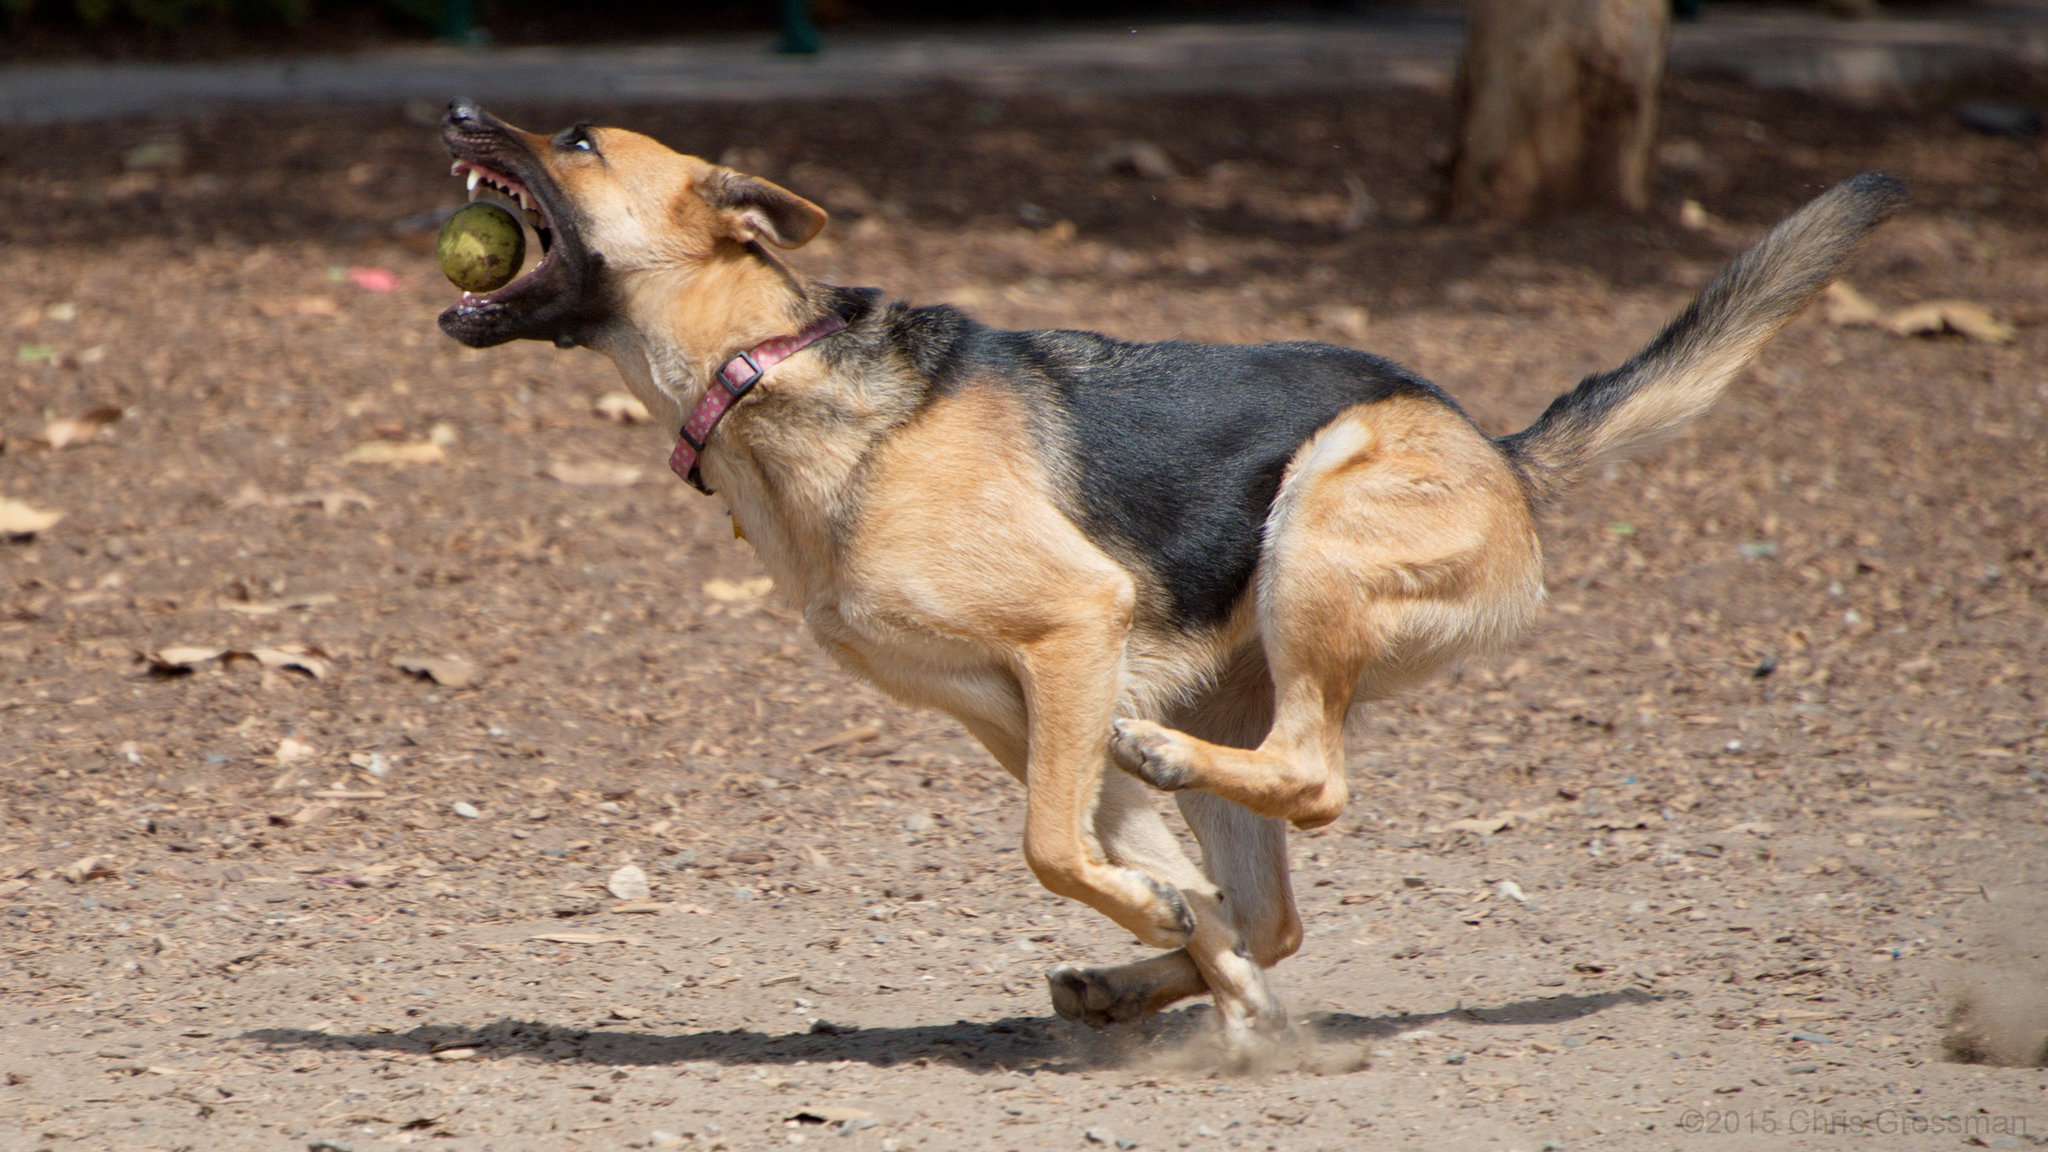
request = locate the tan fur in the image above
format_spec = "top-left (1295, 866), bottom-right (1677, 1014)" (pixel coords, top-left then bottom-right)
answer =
top-left (452, 117), bottom-right (1898, 1053)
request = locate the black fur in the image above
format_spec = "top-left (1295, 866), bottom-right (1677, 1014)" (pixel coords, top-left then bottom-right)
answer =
top-left (841, 296), bottom-right (1463, 629)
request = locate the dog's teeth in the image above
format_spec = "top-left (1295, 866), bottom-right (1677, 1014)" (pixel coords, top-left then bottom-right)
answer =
top-left (466, 171), bottom-right (481, 193)
top-left (450, 162), bottom-right (464, 177)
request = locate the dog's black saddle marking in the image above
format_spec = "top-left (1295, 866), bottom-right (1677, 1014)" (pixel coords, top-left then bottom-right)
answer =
top-left (921, 313), bottom-right (1457, 629)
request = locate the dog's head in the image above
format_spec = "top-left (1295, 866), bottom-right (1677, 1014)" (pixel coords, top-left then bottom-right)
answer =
top-left (436, 99), bottom-right (827, 349)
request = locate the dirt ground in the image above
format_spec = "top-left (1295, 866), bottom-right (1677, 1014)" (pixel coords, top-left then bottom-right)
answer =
top-left (3, 74), bottom-right (2047, 1152)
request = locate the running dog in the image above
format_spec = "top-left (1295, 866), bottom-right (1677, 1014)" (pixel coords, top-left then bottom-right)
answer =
top-left (433, 98), bottom-right (1903, 1048)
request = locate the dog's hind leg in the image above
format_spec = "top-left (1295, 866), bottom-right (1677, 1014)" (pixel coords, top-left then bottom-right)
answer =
top-left (1111, 397), bottom-right (1542, 829)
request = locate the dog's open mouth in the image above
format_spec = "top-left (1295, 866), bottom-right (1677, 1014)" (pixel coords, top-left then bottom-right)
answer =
top-left (436, 100), bottom-right (602, 349)
top-left (447, 159), bottom-right (556, 304)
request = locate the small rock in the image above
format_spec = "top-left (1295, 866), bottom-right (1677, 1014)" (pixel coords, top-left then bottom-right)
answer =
top-left (1788, 1062), bottom-right (1819, 1074)
top-left (1789, 1031), bottom-right (1833, 1044)
top-left (809, 1019), bottom-right (857, 1035)
top-left (902, 811), bottom-right (934, 834)
top-left (432, 1047), bottom-right (476, 1062)
top-left (1194, 1124), bottom-right (1221, 1139)
top-left (451, 801), bottom-right (481, 819)
top-left (1444, 1051), bottom-right (1468, 1065)
top-left (1561, 1035), bottom-right (1584, 1048)
top-left (650, 1131), bottom-right (689, 1149)
top-left (1085, 1128), bottom-right (1115, 1145)
top-left (1496, 880), bottom-right (1528, 903)
top-left (607, 864), bottom-right (651, 902)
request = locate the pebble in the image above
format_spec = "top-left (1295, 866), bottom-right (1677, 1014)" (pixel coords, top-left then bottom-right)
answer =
top-left (1789, 1031), bottom-right (1833, 1044)
top-left (607, 864), bottom-right (651, 902)
top-left (1084, 1129), bottom-right (1115, 1145)
top-left (452, 801), bottom-right (481, 819)
top-left (1444, 1051), bottom-right (1468, 1065)
top-left (1788, 1062), bottom-right (1820, 1074)
top-left (650, 1131), bottom-right (689, 1149)
top-left (903, 811), bottom-right (935, 833)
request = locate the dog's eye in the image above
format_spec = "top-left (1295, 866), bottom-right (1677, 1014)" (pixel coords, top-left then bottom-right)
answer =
top-left (556, 125), bottom-right (597, 154)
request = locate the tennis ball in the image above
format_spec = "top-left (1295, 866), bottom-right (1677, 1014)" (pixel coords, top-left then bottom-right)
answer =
top-left (437, 202), bottom-right (526, 293)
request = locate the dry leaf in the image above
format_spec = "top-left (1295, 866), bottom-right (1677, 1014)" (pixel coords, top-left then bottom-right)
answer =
top-left (145, 646), bottom-right (225, 672)
top-left (275, 737), bottom-right (317, 764)
top-left (1884, 300), bottom-right (2016, 344)
top-left (610, 901), bottom-right (668, 915)
top-left (40, 406), bottom-right (123, 449)
top-left (703, 576), bottom-right (774, 602)
top-left (607, 864), bottom-right (651, 902)
top-left (792, 1106), bottom-right (877, 1124)
top-left (392, 655), bottom-right (478, 689)
top-left (220, 593), bottom-right (337, 616)
top-left (257, 295), bottom-right (340, 318)
top-left (342, 440), bottom-right (445, 466)
top-left (546, 459), bottom-right (643, 487)
top-left (1309, 304), bottom-right (1370, 342)
top-left (528, 932), bottom-right (641, 946)
top-left (1821, 282), bottom-right (1885, 328)
top-left (0, 497), bottom-right (63, 536)
top-left (1442, 816), bottom-right (1511, 836)
top-left (251, 645), bottom-right (331, 680)
top-left (1855, 805), bottom-right (1943, 821)
top-left (61, 855), bottom-right (116, 883)
top-left (593, 392), bottom-right (653, 423)
top-left (804, 724), bottom-right (881, 754)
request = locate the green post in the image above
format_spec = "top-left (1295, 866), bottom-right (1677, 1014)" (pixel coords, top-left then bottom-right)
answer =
top-left (775, 0), bottom-right (819, 54)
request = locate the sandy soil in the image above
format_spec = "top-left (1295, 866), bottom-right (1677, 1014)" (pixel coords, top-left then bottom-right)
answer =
top-left (2, 77), bottom-right (2046, 1152)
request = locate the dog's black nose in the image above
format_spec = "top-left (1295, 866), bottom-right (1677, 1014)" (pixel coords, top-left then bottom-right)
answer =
top-left (446, 97), bottom-right (481, 125)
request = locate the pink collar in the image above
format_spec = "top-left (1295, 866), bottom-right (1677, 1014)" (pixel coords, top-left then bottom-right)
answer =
top-left (668, 312), bottom-right (847, 494)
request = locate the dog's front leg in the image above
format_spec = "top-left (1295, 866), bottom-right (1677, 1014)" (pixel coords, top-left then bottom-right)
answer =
top-left (1014, 626), bottom-right (1196, 951)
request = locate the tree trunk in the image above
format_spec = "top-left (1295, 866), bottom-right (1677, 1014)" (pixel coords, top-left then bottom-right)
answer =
top-left (1443, 0), bottom-right (1670, 221)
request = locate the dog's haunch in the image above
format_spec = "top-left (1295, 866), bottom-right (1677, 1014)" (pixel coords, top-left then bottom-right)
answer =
top-left (437, 202), bottom-right (525, 293)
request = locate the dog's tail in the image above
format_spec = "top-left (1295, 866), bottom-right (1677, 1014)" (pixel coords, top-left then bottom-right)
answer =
top-left (1497, 173), bottom-right (1906, 506)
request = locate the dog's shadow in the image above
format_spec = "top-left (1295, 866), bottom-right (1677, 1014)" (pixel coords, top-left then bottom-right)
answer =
top-left (242, 987), bottom-right (1657, 1073)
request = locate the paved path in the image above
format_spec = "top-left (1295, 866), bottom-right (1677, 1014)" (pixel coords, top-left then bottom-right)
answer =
top-left (2, 2), bottom-right (2044, 123)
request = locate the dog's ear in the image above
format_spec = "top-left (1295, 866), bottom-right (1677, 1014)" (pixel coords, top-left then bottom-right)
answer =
top-left (704, 169), bottom-right (827, 249)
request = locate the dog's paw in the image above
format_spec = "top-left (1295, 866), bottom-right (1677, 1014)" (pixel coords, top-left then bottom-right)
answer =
top-left (1135, 872), bottom-right (1197, 948)
top-left (1047, 964), bottom-right (1158, 1030)
top-left (1110, 719), bottom-right (1196, 791)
